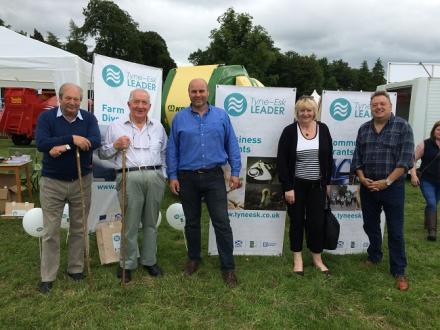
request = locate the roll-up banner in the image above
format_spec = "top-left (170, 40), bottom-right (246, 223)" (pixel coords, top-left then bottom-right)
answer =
top-left (210, 85), bottom-right (296, 256)
top-left (88, 54), bottom-right (163, 231)
top-left (320, 91), bottom-right (397, 254)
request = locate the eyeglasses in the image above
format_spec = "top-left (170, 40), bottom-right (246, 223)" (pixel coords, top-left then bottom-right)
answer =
top-left (298, 95), bottom-right (314, 100)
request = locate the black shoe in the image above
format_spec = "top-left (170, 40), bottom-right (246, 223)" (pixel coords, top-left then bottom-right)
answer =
top-left (39, 282), bottom-right (53, 293)
top-left (68, 273), bottom-right (85, 281)
top-left (144, 264), bottom-right (163, 277)
top-left (322, 269), bottom-right (331, 276)
top-left (117, 266), bottom-right (131, 283)
top-left (294, 271), bottom-right (304, 276)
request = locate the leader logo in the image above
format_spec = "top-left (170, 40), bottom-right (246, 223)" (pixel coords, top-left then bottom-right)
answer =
top-left (102, 65), bottom-right (124, 87)
top-left (224, 93), bottom-right (247, 117)
top-left (330, 98), bottom-right (351, 121)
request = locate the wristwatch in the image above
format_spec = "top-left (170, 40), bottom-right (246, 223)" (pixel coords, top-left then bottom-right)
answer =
top-left (385, 179), bottom-right (392, 186)
top-left (65, 144), bottom-right (71, 150)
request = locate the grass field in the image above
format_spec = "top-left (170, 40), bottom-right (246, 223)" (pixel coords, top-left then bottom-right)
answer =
top-left (1, 138), bottom-right (439, 329)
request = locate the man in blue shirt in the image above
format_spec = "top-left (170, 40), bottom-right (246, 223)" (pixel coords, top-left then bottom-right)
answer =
top-left (351, 90), bottom-right (414, 291)
top-left (166, 78), bottom-right (241, 287)
top-left (35, 83), bottom-right (101, 293)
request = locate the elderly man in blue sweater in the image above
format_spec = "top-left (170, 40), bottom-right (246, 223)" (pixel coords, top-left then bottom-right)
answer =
top-left (35, 83), bottom-right (101, 293)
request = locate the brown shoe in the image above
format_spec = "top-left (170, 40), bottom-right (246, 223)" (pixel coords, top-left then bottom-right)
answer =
top-left (184, 260), bottom-right (199, 276)
top-left (363, 260), bottom-right (375, 266)
top-left (223, 271), bottom-right (238, 287)
top-left (396, 276), bottom-right (408, 291)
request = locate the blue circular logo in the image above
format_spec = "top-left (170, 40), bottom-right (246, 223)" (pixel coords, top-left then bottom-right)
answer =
top-left (102, 65), bottom-right (124, 87)
top-left (224, 93), bottom-right (247, 117)
top-left (330, 98), bottom-right (351, 121)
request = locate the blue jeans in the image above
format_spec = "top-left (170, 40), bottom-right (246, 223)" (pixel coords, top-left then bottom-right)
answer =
top-left (420, 178), bottom-right (440, 211)
top-left (360, 183), bottom-right (407, 277)
top-left (178, 167), bottom-right (235, 273)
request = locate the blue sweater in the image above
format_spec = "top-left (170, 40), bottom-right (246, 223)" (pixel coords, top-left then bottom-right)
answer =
top-left (35, 107), bottom-right (101, 180)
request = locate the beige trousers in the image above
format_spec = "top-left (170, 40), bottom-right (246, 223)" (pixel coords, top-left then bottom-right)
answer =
top-left (40, 174), bottom-right (92, 282)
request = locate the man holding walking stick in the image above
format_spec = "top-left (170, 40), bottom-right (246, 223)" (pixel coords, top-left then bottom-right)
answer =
top-left (35, 83), bottom-right (101, 294)
top-left (99, 89), bottom-right (168, 283)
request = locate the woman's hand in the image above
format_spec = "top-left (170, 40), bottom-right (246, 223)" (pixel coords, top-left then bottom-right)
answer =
top-left (285, 190), bottom-right (295, 205)
top-left (410, 174), bottom-right (420, 187)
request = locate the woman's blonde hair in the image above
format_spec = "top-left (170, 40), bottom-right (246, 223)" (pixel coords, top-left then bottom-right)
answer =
top-left (294, 96), bottom-right (318, 120)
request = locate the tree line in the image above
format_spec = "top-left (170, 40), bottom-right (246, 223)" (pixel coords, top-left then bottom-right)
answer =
top-left (1, 1), bottom-right (386, 95)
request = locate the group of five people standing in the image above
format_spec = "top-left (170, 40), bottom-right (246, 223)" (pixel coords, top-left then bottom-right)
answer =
top-left (35, 81), bottom-right (420, 294)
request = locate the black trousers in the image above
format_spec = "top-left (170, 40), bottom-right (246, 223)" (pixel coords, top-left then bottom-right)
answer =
top-left (287, 178), bottom-right (326, 253)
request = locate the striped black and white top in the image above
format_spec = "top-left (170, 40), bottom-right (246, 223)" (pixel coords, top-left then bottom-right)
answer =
top-left (295, 124), bottom-right (320, 180)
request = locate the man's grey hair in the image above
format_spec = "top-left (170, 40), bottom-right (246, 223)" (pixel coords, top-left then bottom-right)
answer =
top-left (59, 83), bottom-right (83, 101)
top-left (128, 89), bottom-right (150, 103)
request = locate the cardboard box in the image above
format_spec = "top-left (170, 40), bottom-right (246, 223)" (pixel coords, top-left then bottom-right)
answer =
top-left (0, 173), bottom-right (17, 188)
top-left (1, 202), bottom-right (34, 219)
top-left (0, 174), bottom-right (27, 213)
top-left (0, 188), bottom-right (9, 213)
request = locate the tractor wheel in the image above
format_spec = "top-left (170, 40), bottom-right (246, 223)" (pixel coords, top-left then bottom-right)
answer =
top-left (11, 134), bottom-right (32, 145)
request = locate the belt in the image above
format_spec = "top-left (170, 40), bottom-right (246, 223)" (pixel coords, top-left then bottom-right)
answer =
top-left (194, 167), bottom-right (219, 174)
top-left (117, 165), bottom-right (162, 173)
top-left (60, 178), bottom-right (78, 182)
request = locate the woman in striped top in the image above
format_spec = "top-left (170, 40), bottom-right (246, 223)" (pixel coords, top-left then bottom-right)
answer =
top-left (277, 96), bottom-right (333, 276)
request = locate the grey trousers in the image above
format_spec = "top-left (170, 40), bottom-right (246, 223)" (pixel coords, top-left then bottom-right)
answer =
top-left (116, 169), bottom-right (166, 269)
top-left (40, 174), bottom-right (92, 282)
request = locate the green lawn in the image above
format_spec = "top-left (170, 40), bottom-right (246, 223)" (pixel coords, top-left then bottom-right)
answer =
top-left (0, 138), bottom-right (439, 329)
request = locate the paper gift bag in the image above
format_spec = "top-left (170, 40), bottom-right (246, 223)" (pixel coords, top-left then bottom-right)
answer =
top-left (96, 220), bottom-right (139, 265)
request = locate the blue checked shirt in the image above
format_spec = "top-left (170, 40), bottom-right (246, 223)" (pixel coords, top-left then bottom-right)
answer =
top-left (351, 114), bottom-right (414, 184)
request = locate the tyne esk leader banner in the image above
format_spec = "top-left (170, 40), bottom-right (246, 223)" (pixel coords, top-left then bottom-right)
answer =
top-left (88, 54), bottom-right (163, 231)
top-left (209, 85), bottom-right (296, 256)
top-left (320, 90), bottom-right (397, 254)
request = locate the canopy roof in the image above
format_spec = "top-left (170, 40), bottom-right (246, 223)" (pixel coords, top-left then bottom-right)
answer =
top-left (0, 27), bottom-right (92, 107)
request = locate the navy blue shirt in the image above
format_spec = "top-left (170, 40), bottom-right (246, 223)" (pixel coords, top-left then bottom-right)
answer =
top-left (351, 113), bottom-right (414, 184)
top-left (35, 107), bottom-right (101, 180)
top-left (166, 103), bottom-right (241, 180)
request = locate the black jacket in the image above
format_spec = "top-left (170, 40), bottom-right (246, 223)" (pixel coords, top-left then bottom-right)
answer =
top-left (277, 121), bottom-right (333, 192)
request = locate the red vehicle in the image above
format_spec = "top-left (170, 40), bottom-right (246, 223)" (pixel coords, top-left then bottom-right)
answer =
top-left (0, 88), bottom-right (57, 145)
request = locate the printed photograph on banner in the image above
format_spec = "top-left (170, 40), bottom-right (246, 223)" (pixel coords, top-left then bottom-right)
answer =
top-left (243, 156), bottom-right (284, 211)
top-left (92, 125), bottom-right (116, 182)
top-left (244, 183), bottom-right (285, 211)
top-left (329, 185), bottom-right (360, 211)
top-left (224, 167), bottom-right (246, 210)
top-left (330, 158), bottom-right (351, 186)
top-left (246, 157), bottom-right (277, 184)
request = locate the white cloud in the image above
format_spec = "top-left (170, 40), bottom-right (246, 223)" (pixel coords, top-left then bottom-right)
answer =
top-left (1, 0), bottom-right (439, 70)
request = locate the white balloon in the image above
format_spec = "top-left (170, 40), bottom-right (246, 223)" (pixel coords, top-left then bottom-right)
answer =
top-left (61, 203), bottom-right (70, 229)
top-left (166, 203), bottom-right (186, 230)
top-left (23, 208), bottom-right (44, 237)
top-left (156, 212), bottom-right (162, 228)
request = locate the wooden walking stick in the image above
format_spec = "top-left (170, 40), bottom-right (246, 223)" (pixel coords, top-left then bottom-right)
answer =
top-left (121, 149), bottom-right (127, 289)
top-left (76, 147), bottom-right (93, 292)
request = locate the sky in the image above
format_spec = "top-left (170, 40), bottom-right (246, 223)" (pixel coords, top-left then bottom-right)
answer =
top-left (1, 0), bottom-right (440, 78)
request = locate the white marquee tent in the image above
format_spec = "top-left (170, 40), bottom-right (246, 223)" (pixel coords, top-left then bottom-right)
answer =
top-left (0, 27), bottom-right (92, 109)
